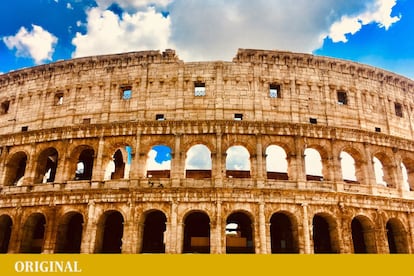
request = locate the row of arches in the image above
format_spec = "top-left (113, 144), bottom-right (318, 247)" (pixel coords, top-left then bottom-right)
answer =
top-left (0, 209), bottom-right (409, 254)
top-left (3, 143), bottom-right (414, 191)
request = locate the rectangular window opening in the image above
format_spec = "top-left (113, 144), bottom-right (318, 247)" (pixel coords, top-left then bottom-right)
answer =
top-left (375, 127), bottom-right (381, 133)
top-left (55, 93), bottom-right (64, 105)
top-left (395, 102), bottom-right (403, 117)
top-left (337, 91), bottom-right (348, 105)
top-left (309, 118), bottom-right (317, 124)
top-left (234, 113), bottom-right (243, 121)
top-left (83, 118), bottom-right (91, 124)
top-left (121, 86), bottom-right (132, 100)
top-left (156, 114), bottom-right (165, 121)
top-left (269, 84), bottom-right (281, 98)
top-left (194, 82), bottom-right (206, 96)
top-left (21, 126), bottom-right (28, 132)
top-left (1, 101), bottom-right (10, 114)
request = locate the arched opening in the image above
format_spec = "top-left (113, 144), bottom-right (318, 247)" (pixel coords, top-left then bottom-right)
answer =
top-left (270, 212), bottom-right (298, 253)
top-left (351, 216), bottom-right (377, 253)
top-left (226, 212), bottom-right (254, 253)
top-left (55, 212), bottom-right (84, 253)
top-left (141, 210), bottom-right (167, 253)
top-left (95, 211), bottom-right (124, 253)
top-left (146, 145), bottom-right (172, 178)
top-left (373, 156), bottom-right (387, 186)
top-left (104, 146), bottom-right (132, 180)
top-left (183, 212), bottom-right (210, 253)
top-left (340, 151), bottom-right (358, 183)
top-left (305, 148), bottom-right (323, 181)
top-left (0, 215), bottom-right (12, 253)
top-left (35, 147), bottom-right (58, 183)
top-left (226, 146), bottom-right (251, 178)
top-left (401, 158), bottom-right (414, 191)
top-left (312, 214), bottom-right (339, 253)
top-left (75, 149), bottom-right (94, 180)
top-left (185, 144), bottom-right (212, 179)
top-left (4, 151), bottom-right (27, 186)
top-left (386, 218), bottom-right (409, 253)
top-left (266, 145), bottom-right (288, 180)
top-left (20, 213), bottom-right (46, 253)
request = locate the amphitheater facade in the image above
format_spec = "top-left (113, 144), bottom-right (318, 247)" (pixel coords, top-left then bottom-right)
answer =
top-left (1, 48), bottom-right (414, 254)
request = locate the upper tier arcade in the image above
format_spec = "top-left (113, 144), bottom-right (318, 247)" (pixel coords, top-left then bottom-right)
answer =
top-left (0, 48), bottom-right (413, 139)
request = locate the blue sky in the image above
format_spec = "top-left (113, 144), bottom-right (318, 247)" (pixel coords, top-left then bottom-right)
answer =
top-left (0, 0), bottom-right (413, 80)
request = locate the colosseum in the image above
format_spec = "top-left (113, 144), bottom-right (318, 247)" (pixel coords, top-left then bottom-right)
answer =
top-left (0, 48), bottom-right (414, 254)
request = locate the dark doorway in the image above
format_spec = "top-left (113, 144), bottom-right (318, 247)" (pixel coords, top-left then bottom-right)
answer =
top-left (351, 216), bottom-right (377, 253)
top-left (5, 152), bottom-right (27, 186)
top-left (312, 215), bottom-right (334, 253)
top-left (0, 215), bottom-right (12, 253)
top-left (36, 148), bottom-right (58, 183)
top-left (141, 210), bottom-right (167, 253)
top-left (386, 219), bottom-right (408, 254)
top-left (20, 213), bottom-right (46, 253)
top-left (111, 149), bottom-right (125, 180)
top-left (55, 213), bottom-right (84, 253)
top-left (183, 212), bottom-right (210, 253)
top-left (226, 212), bottom-right (254, 253)
top-left (270, 212), bottom-right (298, 253)
top-left (99, 211), bottom-right (124, 253)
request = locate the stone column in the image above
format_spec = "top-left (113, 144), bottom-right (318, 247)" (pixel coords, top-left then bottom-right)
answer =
top-left (213, 132), bottom-right (224, 187)
top-left (290, 137), bottom-right (306, 184)
top-left (42, 206), bottom-right (57, 253)
top-left (92, 136), bottom-right (105, 182)
top-left (80, 200), bottom-right (98, 253)
top-left (301, 203), bottom-right (312, 254)
top-left (407, 212), bottom-right (414, 253)
top-left (363, 143), bottom-right (377, 189)
top-left (210, 201), bottom-right (223, 254)
top-left (259, 202), bottom-right (267, 253)
top-left (22, 143), bottom-right (37, 185)
top-left (122, 201), bottom-right (139, 253)
top-left (7, 206), bottom-right (23, 253)
top-left (166, 201), bottom-right (178, 253)
top-left (0, 147), bottom-right (8, 186)
top-left (54, 140), bottom-right (68, 184)
top-left (255, 134), bottom-right (265, 187)
top-left (171, 134), bottom-right (182, 187)
top-left (129, 131), bottom-right (142, 180)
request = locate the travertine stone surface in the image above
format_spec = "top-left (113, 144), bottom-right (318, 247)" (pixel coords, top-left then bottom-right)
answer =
top-left (0, 49), bottom-right (414, 254)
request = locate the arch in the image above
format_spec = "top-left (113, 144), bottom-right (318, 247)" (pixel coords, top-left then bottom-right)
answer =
top-left (0, 215), bottom-right (12, 253)
top-left (340, 151), bottom-right (357, 183)
top-left (146, 145), bottom-right (172, 178)
top-left (305, 148), bottom-right (323, 181)
top-left (266, 145), bottom-right (289, 180)
top-left (183, 211), bottom-right (210, 253)
top-left (74, 148), bottom-right (94, 180)
top-left (95, 211), bottom-right (124, 253)
top-left (373, 152), bottom-right (395, 187)
top-left (4, 151), bottom-right (27, 186)
top-left (386, 218), bottom-right (409, 253)
top-left (19, 213), bottom-right (46, 253)
top-left (270, 212), bottom-right (299, 253)
top-left (141, 210), bottom-right (167, 253)
top-left (54, 212), bottom-right (84, 253)
top-left (34, 147), bottom-right (58, 184)
top-left (401, 157), bottom-right (414, 191)
top-left (312, 213), bottom-right (339, 253)
top-left (185, 144), bottom-right (212, 179)
top-left (226, 211), bottom-right (254, 253)
top-left (226, 145), bottom-right (251, 178)
top-left (351, 215), bottom-right (377, 253)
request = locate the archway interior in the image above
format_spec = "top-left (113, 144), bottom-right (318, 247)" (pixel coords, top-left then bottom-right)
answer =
top-left (55, 213), bottom-right (83, 253)
top-left (37, 148), bottom-right (58, 183)
top-left (146, 145), bottom-right (171, 178)
top-left (305, 148), bottom-right (323, 181)
top-left (226, 212), bottom-right (254, 253)
top-left (6, 152), bottom-right (27, 186)
top-left (183, 212), bottom-right (210, 253)
top-left (75, 149), bottom-right (94, 180)
top-left (340, 151), bottom-right (357, 182)
top-left (141, 210), bottom-right (167, 253)
top-left (0, 215), bottom-right (12, 253)
top-left (104, 146), bottom-right (132, 180)
top-left (312, 215), bottom-right (334, 253)
top-left (185, 144), bottom-right (212, 179)
top-left (266, 145), bottom-right (288, 180)
top-left (226, 146), bottom-right (251, 178)
top-left (20, 214), bottom-right (46, 253)
top-left (270, 213), bottom-right (298, 253)
top-left (386, 219), bottom-right (408, 254)
top-left (101, 212), bottom-right (124, 253)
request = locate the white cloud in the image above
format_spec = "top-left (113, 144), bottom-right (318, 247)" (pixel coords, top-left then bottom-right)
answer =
top-left (147, 149), bottom-right (171, 171)
top-left (328, 0), bottom-right (400, 42)
top-left (226, 146), bottom-right (250, 171)
top-left (95, 0), bottom-right (172, 10)
top-left (3, 24), bottom-right (58, 64)
top-left (185, 145), bottom-right (212, 170)
top-left (72, 6), bottom-right (172, 58)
